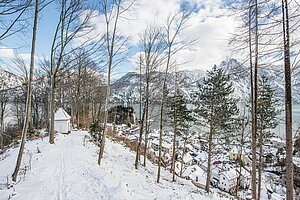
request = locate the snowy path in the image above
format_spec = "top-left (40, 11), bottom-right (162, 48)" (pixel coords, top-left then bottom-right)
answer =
top-left (0, 132), bottom-right (224, 200)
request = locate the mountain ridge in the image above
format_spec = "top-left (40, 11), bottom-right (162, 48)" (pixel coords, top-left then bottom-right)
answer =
top-left (110, 58), bottom-right (300, 104)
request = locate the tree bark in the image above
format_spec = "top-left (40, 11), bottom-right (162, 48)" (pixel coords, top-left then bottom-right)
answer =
top-left (12, 0), bottom-right (39, 182)
top-left (135, 101), bottom-right (146, 169)
top-left (205, 124), bottom-right (213, 193)
top-left (49, 75), bottom-right (55, 144)
top-left (251, 0), bottom-right (259, 198)
top-left (172, 91), bottom-right (177, 181)
top-left (258, 128), bottom-right (263, 200)
top-left (282, 0), bottom-right (293, 199)
top-left (143, 98), bottom-right (149, 167)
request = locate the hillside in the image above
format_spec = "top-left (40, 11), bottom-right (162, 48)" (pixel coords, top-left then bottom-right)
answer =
top-left (0, 132), bottom-right (227, 200)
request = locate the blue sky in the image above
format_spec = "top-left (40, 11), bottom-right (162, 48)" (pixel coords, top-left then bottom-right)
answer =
top-left (0, 0), bottom-right (237, 78)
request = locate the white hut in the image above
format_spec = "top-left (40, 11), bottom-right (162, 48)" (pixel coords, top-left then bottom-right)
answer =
top-left (54, 108), bottom-right (71, 134)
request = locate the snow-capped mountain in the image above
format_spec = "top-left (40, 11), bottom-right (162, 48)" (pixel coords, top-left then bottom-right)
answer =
top-left (110, 69), bottom-right (206, 103)
top-left (111, 58), bottom-right (300, 104)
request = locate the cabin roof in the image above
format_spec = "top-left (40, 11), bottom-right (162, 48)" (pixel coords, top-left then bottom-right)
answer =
top-left (55, 108), bottom-right (71, 121)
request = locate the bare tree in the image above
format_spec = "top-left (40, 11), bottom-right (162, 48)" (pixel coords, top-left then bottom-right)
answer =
top-left (48, 0), bottom-right (94, 144)
top-left (282, 0), bottom-right (294, 199)
top-left (134, 25), bottom-right (165, 169)
top-left (11, 0), bottom-right (39, 182)
top-left (157, 11), bottom-right (190, 183)
top-left (0, 0), bottom-right (32, 41)
top-left (97, 0), bottom-right (135, 166)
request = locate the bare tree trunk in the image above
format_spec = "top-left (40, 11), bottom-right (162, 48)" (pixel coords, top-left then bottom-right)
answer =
top-left (143, 64), bottom-right (150, 167)
top-left (98, 0), bottom-right (127, 166)
top-left (135, 102), bottom-right (146, 169)
top-left (143, 99), bottom-right (149, 167)
top-left (98, 78), bottom-right (110, 165)
top-left (257, 128), bottom-right (263, 200)
top-left (171, 75), bottom-right (178, 181)
top-left (180, 138), bottom-right (186, 177)
top-left (251, 0), bottom-right (259, 198)
top-left (49, 75), bottom-right (55, 144)
top-left (12, 0), bottom-right (39, 182)
top-left (205, 125), bottom-right (213, 193)
top-left (282, 0), bottom-right (293, 199)
top-left (157, 84), bottom-right (165, 183)
top-left (237, 124), bottom-right (245, 196)
top-left (0, 134), bottom-right (3, 149)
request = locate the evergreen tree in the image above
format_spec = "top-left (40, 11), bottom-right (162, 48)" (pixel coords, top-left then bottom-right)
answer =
top-left (257, 75), bottom-right (279, 199)
top-left (166, 88), bottom-right (194, 180)
top-left (257, 75), bottom-right (279, 136)
top-left (193, 65), bottom-right (238, 193)
top-left (166, 89), bottom-right (193, 134)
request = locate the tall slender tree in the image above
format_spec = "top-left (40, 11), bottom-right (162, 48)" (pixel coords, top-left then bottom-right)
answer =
top-left (135, 25), bottom-right (164, 169)
top-left (12, 0), bottom-right (39, 182)
top-left (157, 11), bottom-right (190, 183)
top-left (48, 0), bottom-right (94, 144)
top-left (98, 0), bottom-right (136, 166)
top-left (282, 0), bottom-right (294, 198)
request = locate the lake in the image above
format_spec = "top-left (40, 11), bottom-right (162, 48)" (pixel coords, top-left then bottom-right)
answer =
top-left (126, 103), bottom-right (300, 138)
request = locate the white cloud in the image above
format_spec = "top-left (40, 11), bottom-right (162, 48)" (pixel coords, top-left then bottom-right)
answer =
top-left (91, 0), bottom-right (239, 72)
top-left (0, 46), bottom-right (14, 58)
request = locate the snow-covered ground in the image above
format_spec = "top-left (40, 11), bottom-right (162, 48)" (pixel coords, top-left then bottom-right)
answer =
top-left (0, 131), bottom-right (228, 200)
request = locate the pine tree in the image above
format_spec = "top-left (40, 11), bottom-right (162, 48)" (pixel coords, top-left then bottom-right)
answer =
top-left (167, 89), bottom-right (193, 135)
top-left (193, 65), bottom-right (238, 193)
top-left (257, 75), bottom-right (279, 199)
top-left (166, 88), bottom-right (193, 181)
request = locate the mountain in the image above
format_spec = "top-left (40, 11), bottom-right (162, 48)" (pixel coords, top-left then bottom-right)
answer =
top-left (111, 59), bottom-right (300, 104)
top-left (110, 69), bottom-right (206, 103)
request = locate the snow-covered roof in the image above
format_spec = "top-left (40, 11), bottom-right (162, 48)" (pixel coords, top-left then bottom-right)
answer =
top-left (183, 153), bottom-right (193, 164)
top-left (182, 165), bottom-right (207, 185)
top-left (220, 169), bottom-right (238, 181)
top-left (54, 108), bottom-right (71, 121)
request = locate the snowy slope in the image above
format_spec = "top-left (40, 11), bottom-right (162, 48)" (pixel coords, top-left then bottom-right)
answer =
top-left (0, 132), bottom-right (227, 200)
